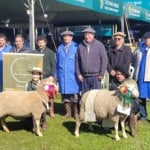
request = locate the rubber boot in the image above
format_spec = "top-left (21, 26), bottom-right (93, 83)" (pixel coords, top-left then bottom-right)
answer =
top-left (73, 103), bottom-right (79, 120)
top-left (64, 102), bottom-right (71, 119)
top-left (49, 99), bottom-right (55, 118)
top-left (129, 113), bottom-right (137, 137)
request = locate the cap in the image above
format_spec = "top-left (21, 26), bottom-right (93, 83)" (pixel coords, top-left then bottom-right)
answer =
top-left (142, 32), bottom-right (150, 39)
top-left (60, 30), bottom-right (74, 36)
top-left (82, 27), bottom-right (96, 34)
top-left (29, 67), bottom-right (43, 74)
top-left (113, 32), bottom-right (126, 37)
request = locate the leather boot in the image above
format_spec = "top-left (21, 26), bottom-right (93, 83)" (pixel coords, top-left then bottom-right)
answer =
top-left (64, 102), bottom-right (71, 119)
top-left (129, 113), bottom-right (137, 137)
top-left (73, 103), bottom-right (79, 120)
top-left (49, 99), bottom-right (55, 118)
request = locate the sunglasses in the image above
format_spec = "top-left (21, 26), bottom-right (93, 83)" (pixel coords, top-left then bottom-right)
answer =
top-left (114, 38), bottom-right (122, 41)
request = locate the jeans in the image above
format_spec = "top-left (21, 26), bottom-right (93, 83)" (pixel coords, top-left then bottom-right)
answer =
top-left (139, 98), bottom-right (147, 120)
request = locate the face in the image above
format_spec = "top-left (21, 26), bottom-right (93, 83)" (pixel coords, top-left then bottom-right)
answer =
top-left (114, 36), bottom-right (124, 47)
top-left (63, 35), bottom-right (73, 44)
top-left (32, 71), bottom-right (41, 81)
top-left (84, 32), bottom-right (94, 43)
top-left (144, 38), bottom-right (150, 47)
top-left (15, 37), bottom-right (24, 49)
top-left (116, 71), bottom-right (126, 82)
top-left (0, 37), bottom-right (6, 48)
top-left (37, 40), bottom-right (47, 50)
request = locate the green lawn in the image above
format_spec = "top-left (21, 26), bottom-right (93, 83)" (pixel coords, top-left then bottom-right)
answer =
top-left (0, 99), bottom-right (150, 150)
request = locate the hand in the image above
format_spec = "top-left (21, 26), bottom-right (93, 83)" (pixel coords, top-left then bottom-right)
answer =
top-left (98, 75), bottom-right (103, 80)
top-left (78, 75), bottom-right (83, 82)
top-left (110, 70), bottom-right (116, 77)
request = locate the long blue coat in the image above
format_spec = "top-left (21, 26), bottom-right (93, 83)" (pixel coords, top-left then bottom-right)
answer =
top-left (56, 41), bottom-right (80, 94)
top-left (137, 43), bottom-right (150, 98)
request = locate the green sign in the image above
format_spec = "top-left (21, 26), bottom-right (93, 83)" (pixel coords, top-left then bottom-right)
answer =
top-left (124, 3), bottom-right (142, 21)
top-left (3, 53), bottom-right (44, 91)
top-left (57, 0), bottom-right (123, 16)
top-left (57, 0), bottom-right (93, 9)
top-left (143, 9), bottom-right (150, 23)
top-left (93, 0), bottom-right (123, 16)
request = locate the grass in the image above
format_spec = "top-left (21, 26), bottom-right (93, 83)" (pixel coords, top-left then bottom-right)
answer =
top-left (0, 99), bottom-right (150, 150)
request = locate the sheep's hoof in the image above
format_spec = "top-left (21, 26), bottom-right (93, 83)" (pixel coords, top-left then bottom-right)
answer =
top-left (115, 136), bottom-right (120, 141)
top-left (123, 134), bottom-right (128, 139)
top-left (37, 132), bottom-right (43, 137)
top-left (74, 132), bottom-right (79, 137)
top-left (4, 130), bottom-right (10, 133)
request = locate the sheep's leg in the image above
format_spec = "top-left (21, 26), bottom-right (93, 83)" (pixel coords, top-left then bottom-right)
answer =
top-left (121, 119), bottom-right (128, 139)
top-left (32, 117), bottom-right (36, 133)
top-left (35, 119), bottom-right (43, 137)
top-left (74, 120), bottom-right (81, 137)
top-left (1, 117), bottom-right (10, 133)
top-left (88, 122), bottom-right (94, 131)
top-left (114, 121), bottom-right (120, 141)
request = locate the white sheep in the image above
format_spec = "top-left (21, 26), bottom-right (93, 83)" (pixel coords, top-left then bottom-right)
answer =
top-left (0, 78), bottom-right (52, 137)
top-left (75, 79), bottom-right (139, 141)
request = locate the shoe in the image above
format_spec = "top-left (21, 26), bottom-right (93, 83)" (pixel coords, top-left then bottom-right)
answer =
top-left (138, 118), bottom-right (147, 124)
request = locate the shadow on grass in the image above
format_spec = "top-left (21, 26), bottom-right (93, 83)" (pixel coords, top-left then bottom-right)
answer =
top-left (0, 117), bottom-right (34, 133)
top-left (54, 101), bottom-right (64, 116)
top-left (62, 121), bottom-right (114, 139)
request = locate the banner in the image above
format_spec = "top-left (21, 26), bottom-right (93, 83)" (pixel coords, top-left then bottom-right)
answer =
top-left (3, 53), bottom-right (44, 91)
top-left (57, 0), bottom-right (123, 16)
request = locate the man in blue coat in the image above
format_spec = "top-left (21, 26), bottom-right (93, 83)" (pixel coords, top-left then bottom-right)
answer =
top-left (56, 30), bottom-right (80, 119)
top-left (133, 32), bottom-right (150, 122)
top-left (0, 33), bottom-right (12, 91)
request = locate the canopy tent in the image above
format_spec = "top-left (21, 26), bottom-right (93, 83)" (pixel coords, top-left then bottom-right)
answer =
top-left (0, 0), bottom-right (121, 28)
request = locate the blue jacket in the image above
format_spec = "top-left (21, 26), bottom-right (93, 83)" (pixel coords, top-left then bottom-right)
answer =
top-left (0, 44), bottom-right (12, 91)
top-left (133, 42), bottom-right (150, 98)
top-left (56, 41), bottom-right (80, 94)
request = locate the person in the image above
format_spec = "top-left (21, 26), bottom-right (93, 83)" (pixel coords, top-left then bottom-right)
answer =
top-left (56, 30), bottom-right (80, 119)
top-left (132, 32), bottom-right (150, 122)
top-left (0, 33), bottom-right (12, 91)
top-left (10, 34), bottom-right (32, 53)
top-left (107, 32), bottom-right (132, 90)
top-left (26, 66), bottom-right (42, 91)
top-left (115, 67), bottom-right (139, 137)
top-left (35, 36), bottom-right (56, 117)
top-left (25, 66), bottom-right (48, 129)
top-left (76, 27), bottom-right (108, 93)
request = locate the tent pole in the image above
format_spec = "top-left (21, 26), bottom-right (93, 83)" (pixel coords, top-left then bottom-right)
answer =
top-left (120, 16), bottom-right (124, 32)
top-left (29, 0), bottom-right (35, 50)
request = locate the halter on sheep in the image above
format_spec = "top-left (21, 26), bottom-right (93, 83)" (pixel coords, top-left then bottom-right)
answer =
top-left (0, 78), bottom-right (57, 137)
top-left (74, 79), bottom-right (139, 141)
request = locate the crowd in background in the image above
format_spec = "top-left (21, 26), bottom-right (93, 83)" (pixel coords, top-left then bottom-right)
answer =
top-left (0, 26), bottom-right (150, 137)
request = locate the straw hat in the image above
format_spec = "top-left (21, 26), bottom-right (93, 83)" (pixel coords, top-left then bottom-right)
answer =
top-left (113, 32), bottom-right (126, 37)
top-left (29, 67), bottom-right (43, 74)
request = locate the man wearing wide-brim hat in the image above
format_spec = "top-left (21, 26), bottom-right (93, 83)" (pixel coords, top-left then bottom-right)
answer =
top-left (107, 31), bottom-right (132, 90)
top-left (132, 31), bottom-right (150, 122)
top-left (76, 26), bottom-right (108, 93)
top-left (56, 30), bottom-right (80, 119)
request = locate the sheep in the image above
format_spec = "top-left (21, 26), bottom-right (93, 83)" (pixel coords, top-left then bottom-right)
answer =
top-left (0, 78), bottom-right (54, 137)
top-left (74, 79), bottom-right (139, 141)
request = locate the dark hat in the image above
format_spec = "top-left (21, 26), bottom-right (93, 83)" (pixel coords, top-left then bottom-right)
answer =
top-left (60, 30), bottom-right (74, 36)
top-left (142, 32), bottom-right (150, 39)
top-left (115, 66), bottom-right (129, 78)
top-left (82, 27), bottom-right (96, 34)
top-left (29, 67), bottom-right (43, 74)
top-left (113, 32), bottom-right (126, 37)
